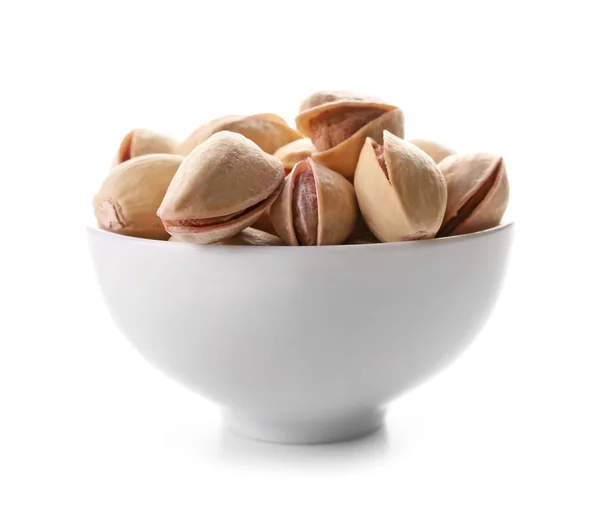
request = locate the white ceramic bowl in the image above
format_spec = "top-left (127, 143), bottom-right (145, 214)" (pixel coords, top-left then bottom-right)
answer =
top-left (87, 222), bottom-right (514, 444)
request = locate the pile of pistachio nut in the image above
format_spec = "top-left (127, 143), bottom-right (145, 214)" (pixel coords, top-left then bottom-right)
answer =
top-left (93, 90), bottom-right (509, 246)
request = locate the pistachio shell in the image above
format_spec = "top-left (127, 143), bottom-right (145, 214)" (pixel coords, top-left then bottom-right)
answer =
top-left (220, 228), bottom-right (284, 246)
top-left (113, 129), bottom-right (179, 167)
top-left (270, 158), bottom-right (358, 246)
top-left (169, 228), bottom-right (284, 246)
top-left (251, 210), bottom-right (279, 236)
top-left (354, 131), bottom-right (447, 242)
top-left (295, 91), bottom-right (404, 179)
top-left (180, 113), bottom-right (303, 155)
top-left (158, 131), bottom-right (285, 244)
top-left (298, 90), bottom-right (390, 114)
top-left (296, 101), bottom-right (396, 144)
top-left (94, 154), bottom-right (184, 240)
top-left (410, 138), bottom-right (456, 164)
top-left (310, 109), bottom-right (405, 179)
top-left (273, 138), bottom-right (316, 173)
top-left (437, 153), bottom-right (509, 237)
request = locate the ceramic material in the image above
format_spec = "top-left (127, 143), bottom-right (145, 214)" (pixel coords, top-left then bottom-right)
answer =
top-left (87, 222), bottom-right (514, 444)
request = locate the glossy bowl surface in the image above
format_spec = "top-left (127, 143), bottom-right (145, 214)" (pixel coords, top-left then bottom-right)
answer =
top-left (88, 222), bottom-right (514, 443)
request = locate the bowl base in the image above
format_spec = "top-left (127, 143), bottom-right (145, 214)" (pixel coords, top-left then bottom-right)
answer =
top-left (222, 408), bottom-right (385, 444)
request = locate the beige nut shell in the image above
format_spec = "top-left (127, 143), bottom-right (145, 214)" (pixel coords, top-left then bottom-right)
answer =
top-left (94, 153), bottom-right (184, 240)
top-left (271, 158), bottom-right (358, 246)
top-left (158, 131), bottom-right (285, 244)
top-left (295, 91), bottom-right (404, 179)
top-left (308, 108), bottom-right (405, 179)
top-left (169, 228), bottom-right (284, 246)
top-left (295, 101), bottom-right (397, 140)
top-left (410, 138), bottom-right (456, 164)
top-left (437, 153), bottom-right (509, 237)
top-left (113, 129), bottom-right (180, 167)
top-left (297, 90), bottom-right (391, 115)
top-left (180, 113), bottom-right (303, 155)
top-left (354, 131), bottom-right (447, 242)
top-left (273, 138), bottom-right (316, 172)
top-left (251, 210), bottom-right (279, 236)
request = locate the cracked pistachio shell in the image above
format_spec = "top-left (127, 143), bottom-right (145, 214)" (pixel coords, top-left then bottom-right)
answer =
top-left (113, 129), bottom-right (179, 167)
top-left (270, 158), bottom-right (358, 246)
top-left (437, 153), bottom-right (509, 237)
top-left (354, 131), bottom-right (447, 242)
top-left (158, 131), bottom-right (285, 245)
top-left (94, 154), bottom-right (184, 240)
top-left (273, 138), bottom-right (316, 173)
top-left (169, 228), bottom-right (284, 246)
top-left (296, 92), bottom-right (398, 149)
top-left (180, 113), bottom-right (303, 155)
top-left (298, 90), bottom-right (390, 114)
top-left (295, 94), bottom-right (404, 179)
top-left (309, 109), bottom-right (405, 180)
top-left (410, 139), bottom-right (456, 164)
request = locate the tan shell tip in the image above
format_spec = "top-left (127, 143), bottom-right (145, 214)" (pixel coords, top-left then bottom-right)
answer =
top-left (116, 131), bottom-right (135, 164)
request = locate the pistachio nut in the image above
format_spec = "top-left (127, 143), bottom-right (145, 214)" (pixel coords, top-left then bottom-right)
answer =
top-left (94, 154), bottom-right (184, 240)
top-left (113, 128), bottom-right (179, 167)
top-left (437, 153), bottom-right (509, 237)
top-left (273, 138), bottom-right (316, 173)
top-left (270, 158), bottom-right (358, 246)
top-left (180, 113), bottom-right (303, 156)
top-left (158, 131), bottom-right (285, 244)
top-left (169, 228), bottom-right (284, 246)
top-left (410, 138), bottom-right (456, 164)
top-left (295, 91), bottom-right (404, 179)
top-left (354, 131), bottom-right (447, 242)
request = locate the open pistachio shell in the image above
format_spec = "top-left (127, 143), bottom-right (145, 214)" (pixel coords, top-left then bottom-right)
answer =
top-left (354, 131), bottom-right (447, 242)
top-left (295, 91), bottom-right (405, 179)
top-left (169, 228), bottom-right (284, 246)
top-left (273, 138), bottom-right (316, 173)
top-left (437, 153), bottom-right (509, 237)
top-left (308, 109), bottom-right (405, 179)
top-left (410, 138), bottom-right (456, 164)
top-left (158, 131), bottom-right (285, 244)
top-left (113, 129), bottom-right (179, 167)
top-left (180, 113), bottom-right (303, 155)
top-left (270, 158), bottom-right (358, 246)
top-left (298, 90), bottom-right (390, 114)
top-left (94, 154), bottom-right (184, 240)
top-left (296, 101), bottom-right (397, 149)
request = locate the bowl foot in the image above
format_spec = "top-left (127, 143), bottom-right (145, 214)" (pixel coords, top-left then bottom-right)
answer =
top-left (222, 408), bottom-right (385, 444)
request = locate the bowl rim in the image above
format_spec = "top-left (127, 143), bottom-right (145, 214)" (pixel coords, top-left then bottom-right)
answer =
top-left (87, 220), bottom-right (515, 250)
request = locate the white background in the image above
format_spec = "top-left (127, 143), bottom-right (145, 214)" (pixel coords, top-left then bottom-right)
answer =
top-left (1, 1), bottom-right (599, 503)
